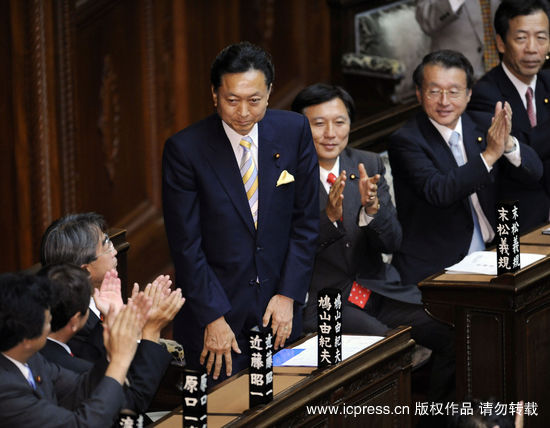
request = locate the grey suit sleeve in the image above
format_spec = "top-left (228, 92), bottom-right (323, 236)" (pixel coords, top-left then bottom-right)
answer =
top-left (416, 0), bottom-right (460, 34)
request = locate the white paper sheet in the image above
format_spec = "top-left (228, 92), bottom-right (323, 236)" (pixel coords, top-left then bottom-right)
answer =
top-left (445, 251), bottom-right (545, 275)
top-left (273, 334), bottom-right (384, 367)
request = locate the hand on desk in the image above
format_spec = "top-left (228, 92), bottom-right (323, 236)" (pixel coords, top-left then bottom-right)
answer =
top-left (263, 294), bottom-right (294, 350)
top-left (201, 316), bottom-right (241, 379)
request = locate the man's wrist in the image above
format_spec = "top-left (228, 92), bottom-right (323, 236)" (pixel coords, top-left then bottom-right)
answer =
top-left (504, 136), bottom-right (518, 153)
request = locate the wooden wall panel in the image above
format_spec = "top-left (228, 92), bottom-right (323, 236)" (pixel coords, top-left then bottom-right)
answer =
top-left (1, 0), bottom-right (332, 283)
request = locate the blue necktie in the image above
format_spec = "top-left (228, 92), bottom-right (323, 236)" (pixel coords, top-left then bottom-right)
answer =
top-left (26, 365), bottom-right (36, 390)
top-left (449, 131), bottom-right (485, 253)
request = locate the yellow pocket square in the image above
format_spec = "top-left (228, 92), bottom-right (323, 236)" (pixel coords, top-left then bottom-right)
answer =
top-left (276, 170), bottom-right (295, 187)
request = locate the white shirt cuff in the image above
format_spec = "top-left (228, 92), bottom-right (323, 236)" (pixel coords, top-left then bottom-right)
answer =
top-left (358, 207), bottom-right (375, 227)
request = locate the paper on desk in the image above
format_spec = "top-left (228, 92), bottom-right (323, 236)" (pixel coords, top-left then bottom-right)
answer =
top-left (273, 335), bottom-right (384, 367)
top-left (445, 251), bottom-right (545, 275)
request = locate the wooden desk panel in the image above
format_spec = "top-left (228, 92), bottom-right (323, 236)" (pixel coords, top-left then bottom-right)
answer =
top-left (520, 224), bottom-right (550, 246)
top-left (154, 327), bottom-right (414, 428)
top-left (419, 247), bottom-right (550, 427)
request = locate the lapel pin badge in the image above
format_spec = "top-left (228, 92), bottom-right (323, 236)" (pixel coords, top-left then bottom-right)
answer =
top-left (544, 98), bottom-right (549, 104)
top-left (477, 136), bottom-right (483, 143)
top-left (349, 173), bottom-right (357, 180)
top-left (273, 153), bottom-right (280, 159)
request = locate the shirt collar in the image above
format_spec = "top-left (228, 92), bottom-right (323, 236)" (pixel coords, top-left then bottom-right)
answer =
top-left (428, 116), bottom-right (463, 145)
top-left (319, 157), bottom-right (340, 194)
top-left (47, 337), bottom-right (73, 355)
top-left (1, 353), bottom-right (31, 380)
top-left (502, 62), bottom-right (537, 97)
top-left (89, 297), bottom-right (101, 319)
top-left (222, 121), bottom-right (259, 152)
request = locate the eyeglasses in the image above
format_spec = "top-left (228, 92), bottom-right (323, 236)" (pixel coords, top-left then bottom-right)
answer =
top-left (95, 234), bottom-right (115, 258)
top-left (425, 88), bottom-right (467, 100)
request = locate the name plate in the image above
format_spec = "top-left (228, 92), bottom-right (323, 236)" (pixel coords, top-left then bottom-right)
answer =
top-left (182, 369), bottom-right (207, 428)
top-left (317, 288), bottom-right (342, 368)
top-left (249, 328), bottom-right (274, 407)
top-left (496, 201), bottom-right (520, 275)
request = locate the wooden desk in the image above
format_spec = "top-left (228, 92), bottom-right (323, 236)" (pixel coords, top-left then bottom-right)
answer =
top-left (419, 244), bottom-right (550, 427)
top-left (153, 326), bottom-right (414, 428)
top-left (520, 224), bottom-right (550, 247)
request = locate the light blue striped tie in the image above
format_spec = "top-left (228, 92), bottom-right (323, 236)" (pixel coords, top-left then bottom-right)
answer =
top-left (449, 131), bottom-right (485, 253)
top-left (26, 365), bottom-right (36, 390)
top-left (239, 136), bottom-right (258, 228)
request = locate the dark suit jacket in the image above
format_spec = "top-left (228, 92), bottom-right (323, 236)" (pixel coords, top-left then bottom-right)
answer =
top-left (40, 339), bottom-right (93, 373)
top-left (68, 312), bottom-right (104, 363)
top-left (0, 352), bottom-right (124, 427)
top-left (469, 65), bottom-right (550, 230)
top-left (388, 111), bottom-right (542, 286)
top-left (163, 110), bottom-right (319, 367)
top-left (67, 312), bottom-right (172, 413)
top-left (304, 147), bottom-right (420, 331)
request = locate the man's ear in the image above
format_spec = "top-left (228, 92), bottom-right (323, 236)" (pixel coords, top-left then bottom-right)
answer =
top-left (415, 87), bottom-right (422, 104)
top-left (80, 263), bottom-right (91, 275)
top-left (211, 85), bottom-right (218, 107)
top-left (69, 312), bottom-right (82, 332)
top-left (496, 34), bottom-right (506, 55)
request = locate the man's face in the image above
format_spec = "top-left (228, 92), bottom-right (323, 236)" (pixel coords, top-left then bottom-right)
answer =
top-left (303, 97), bottom-right (350, 170)
top-left (84, 229), bottom-right (117, 287)
top-left (212, 69), bottom-right (271, 136)
top-left (497, 10), bottom-right (550, 85)
top-left (416, 64), bottom-right (471, 130)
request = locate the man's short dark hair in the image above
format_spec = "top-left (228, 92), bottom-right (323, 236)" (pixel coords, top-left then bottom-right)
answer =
top-left (0, 273), bottom-right (53, 352)
top-left (210, 41), bottom-right (275, 91)
top-left (413, 50), bottom-right (475, 90)
top-left (494, 0), bottom-right (550, 41)
top-left (40, 212), bottom-right (106, 266)
top-left (291, 83), bottom-right (356, 122)
top-left (38, 264), bottom-right (92, 332)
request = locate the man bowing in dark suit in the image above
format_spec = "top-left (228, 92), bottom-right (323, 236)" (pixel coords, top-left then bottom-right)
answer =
top-left (292, 83), bottom-right (456, 402)
top-left (163, 42), bottom-right (319, 382)
top-left (468, 0), bottom-right (550, 231)
top-left (389, 50), bottom-right (542, 288)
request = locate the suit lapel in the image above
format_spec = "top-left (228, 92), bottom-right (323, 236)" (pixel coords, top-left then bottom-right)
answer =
top-left (495, 66), bottom-right (532, 131)
top-left (462, 114), bottom-right (485, 164)
top-left (257, 117), bottom-right (283, 233)
top-left (339, 149), bottom-right (362, 233)
top-left (464, 0), bottom-right (483, 44)
top-left (0, 354), bottom-right (43, 398)
top-left (205, 119), bottom-right (256, 235)
top-left (535, 71), bottom-right (550, 125)
top-left (339, 150), bottom-right (360, 273)
top-left (417, 113), bottom-right (458, 167)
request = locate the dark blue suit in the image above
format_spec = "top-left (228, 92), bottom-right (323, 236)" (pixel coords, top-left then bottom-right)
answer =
top-left (388, 111), bottom-right (542, 287)
top-left (163, 110), bottom-right (319, 376)
top-left (469, 65), bottom-right (550, 231)
top-left (0, 353), bottom-right (124, 427)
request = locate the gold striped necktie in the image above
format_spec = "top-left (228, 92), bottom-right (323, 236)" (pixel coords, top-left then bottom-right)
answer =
top-left (239, 136), bottom-right (259, 228)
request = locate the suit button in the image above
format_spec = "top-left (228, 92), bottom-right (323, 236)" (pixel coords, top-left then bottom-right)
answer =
top-left (256, 246), bottom-right (262, 252)
top-left (249, 279), bottom-right (257, 286)
top-left (345, 242), bottom-right (352, 248)
top-left (477, 46), bottom-right (482, 53)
